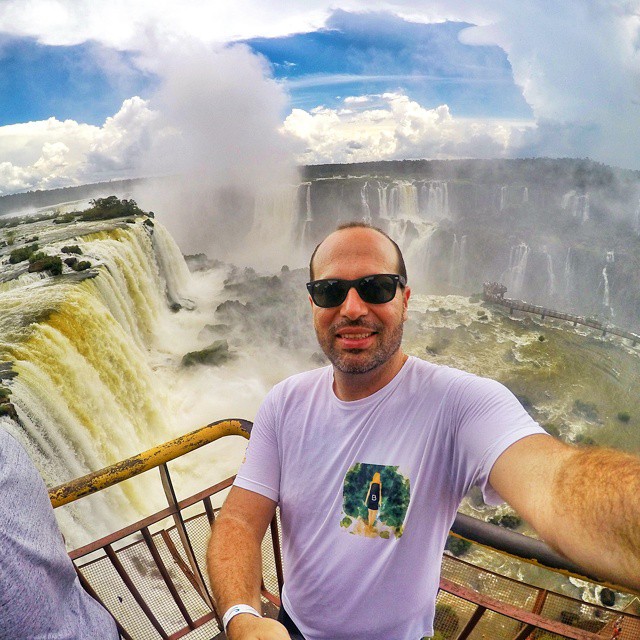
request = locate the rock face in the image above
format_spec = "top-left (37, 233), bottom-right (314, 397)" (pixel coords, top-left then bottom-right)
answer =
top-left (295, 159), bottom-right (640, 332)
top-left (181, 340), bottom-right (234, 367)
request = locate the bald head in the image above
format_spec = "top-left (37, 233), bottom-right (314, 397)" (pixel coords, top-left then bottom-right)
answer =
top-left (309, 223), bottom-right (407, 282)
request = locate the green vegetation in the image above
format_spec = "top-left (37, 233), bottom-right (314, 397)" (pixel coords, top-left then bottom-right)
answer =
top-left (573, 433), bottom-right (596, 447)
top-left (573, 399), bottom-right (599, 422)
top-left (617, 411), bottom-right (631, 423)
top-left (28, 255), bottom-right (63, 275)
top-left (53, 213), bottom-right (77, 224)
top-left (543, 423), bottom-right (560, 437)
top-left (9, 243), bottom-right (39, 263)
top-left (432, 603), bottom-right (459, 639)
top-left (488, 514), bottom-right (523, 529)
top-left (61, 245), bottom-right (82, 254)
top-left (445, 534), bottom-right (472, 557)
top-left (79, 196), bottom-right (143, 221)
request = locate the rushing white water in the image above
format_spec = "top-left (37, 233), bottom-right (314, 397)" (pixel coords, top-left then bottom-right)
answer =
top-left (361, 182), bottom-right (372, 222)
top-left (499, 185), bottom-right (508, 211)
top-left (423, 181), bottom-right (449, 219)
top-left (561, 190), bottom-right (590, 222)
top-left (246, 185), bottom-right (304, 269)
top-left (541, 246), bottom-right (556, 298)
top-left (501, 243), bottom-right (530, 297)
top-left (0, 221), bottom-right (193, 545)
top-left (563, 247), bottom-right (575, 297)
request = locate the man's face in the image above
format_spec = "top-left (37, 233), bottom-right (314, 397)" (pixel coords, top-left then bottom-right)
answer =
top-left (309, 228), bottom-right (410, 375)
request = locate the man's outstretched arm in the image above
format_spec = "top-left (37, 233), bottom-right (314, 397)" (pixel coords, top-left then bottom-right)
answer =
top-left (207, 486), bottom-right (289, 640)
top-left (490, 434), bottom-right (640, 590)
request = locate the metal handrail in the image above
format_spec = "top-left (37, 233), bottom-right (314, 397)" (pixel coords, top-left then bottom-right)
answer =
top-left (49, 418), bottom-right (252, 508)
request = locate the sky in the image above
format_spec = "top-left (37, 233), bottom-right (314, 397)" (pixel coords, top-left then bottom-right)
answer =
top-left (0, 1), bottom-right (639, 196)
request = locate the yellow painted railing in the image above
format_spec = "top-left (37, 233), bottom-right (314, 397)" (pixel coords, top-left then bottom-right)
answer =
top-left (49, 418), bottom-right (252, 508)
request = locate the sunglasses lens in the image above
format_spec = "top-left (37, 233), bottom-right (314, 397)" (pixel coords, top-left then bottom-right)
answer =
top-left (310, 280), bottom-right (349, 307)
top-left (358, 275), bottom-right (397, 304)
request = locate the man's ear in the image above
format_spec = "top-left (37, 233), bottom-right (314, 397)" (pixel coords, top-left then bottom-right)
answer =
top-left (402, 286), bottom-right (411, 321)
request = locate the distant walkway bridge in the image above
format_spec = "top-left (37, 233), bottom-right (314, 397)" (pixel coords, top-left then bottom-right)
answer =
top-left (482, 282), bottom-right (640, 347)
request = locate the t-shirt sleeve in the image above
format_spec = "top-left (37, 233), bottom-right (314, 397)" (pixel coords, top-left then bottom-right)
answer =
top-left (449, 374), bottom-right (548, 505)
top-left (234, 388), bottom-right (281, 503)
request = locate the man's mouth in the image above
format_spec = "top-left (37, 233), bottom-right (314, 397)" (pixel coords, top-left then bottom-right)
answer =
top-left (335, 328), bottom-right (378, 348)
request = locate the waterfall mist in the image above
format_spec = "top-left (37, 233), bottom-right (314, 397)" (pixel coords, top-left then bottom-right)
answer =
top-left (129, 40), bottom-right (304, 271)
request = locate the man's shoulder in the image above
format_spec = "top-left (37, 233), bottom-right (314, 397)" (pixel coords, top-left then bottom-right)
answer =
top-left (270, 364), bottom-right (331, 395)
top-left (405, 356), bottom-right (475, 388)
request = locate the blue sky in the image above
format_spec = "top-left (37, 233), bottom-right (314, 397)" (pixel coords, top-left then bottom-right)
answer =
top-left (0, 12), bottom-right (530, 127)
top-left (0, 1), bottom-right (638, 194)
top-left (245, 11), bottom-right (531, 119)
top-left (0, 37), bottom-right (152, 126)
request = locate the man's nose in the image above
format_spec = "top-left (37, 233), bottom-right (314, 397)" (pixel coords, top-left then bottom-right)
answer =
top-left (340, 286), bottom-right (368, 319)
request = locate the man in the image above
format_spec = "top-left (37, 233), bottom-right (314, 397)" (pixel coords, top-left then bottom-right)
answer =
top-left (0, 426), bottom-right (119, 640)
top-left (207, 223), bottom-right (640, 640)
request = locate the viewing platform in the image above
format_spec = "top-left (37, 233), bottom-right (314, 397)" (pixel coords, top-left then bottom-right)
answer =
top-left (482, 282), bottom-right (640, 347)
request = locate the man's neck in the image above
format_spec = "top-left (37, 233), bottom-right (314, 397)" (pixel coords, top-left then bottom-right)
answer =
top-left (333, 351), bottom-right (409, 401)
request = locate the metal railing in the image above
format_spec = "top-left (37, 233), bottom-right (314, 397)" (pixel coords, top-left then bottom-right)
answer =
top-left (50, 419), bottom-right (640, 640)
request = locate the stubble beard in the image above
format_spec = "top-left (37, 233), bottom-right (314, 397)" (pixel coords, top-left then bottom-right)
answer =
top-left (316, 319), bottom-right (405, 374)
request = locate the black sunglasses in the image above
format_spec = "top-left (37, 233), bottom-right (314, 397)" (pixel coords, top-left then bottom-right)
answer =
top-left (306, 274), bottom-right (407, 308)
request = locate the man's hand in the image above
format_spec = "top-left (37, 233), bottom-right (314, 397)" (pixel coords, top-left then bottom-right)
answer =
top-left (226, 614), bottom-right (291, 640)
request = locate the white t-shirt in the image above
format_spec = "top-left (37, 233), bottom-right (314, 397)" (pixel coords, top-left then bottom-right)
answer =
top-left (235, 356), bottom-right (546, 640)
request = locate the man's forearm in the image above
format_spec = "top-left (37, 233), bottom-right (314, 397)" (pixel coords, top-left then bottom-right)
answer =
top-left (207, 514), bottom-right (264, 617)
top-left (550, 446), bottom-right (640, 589)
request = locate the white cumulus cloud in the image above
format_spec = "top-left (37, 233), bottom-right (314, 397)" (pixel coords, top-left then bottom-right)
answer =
top-left (283, 92), bottom-right (532, 164)
top-left (0, 97), bottom-right (159, 194)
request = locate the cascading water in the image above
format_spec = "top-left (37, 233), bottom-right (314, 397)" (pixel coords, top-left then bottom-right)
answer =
top-left (377, 182), bottom-right (389, 219)
top-left (561, 190), bottom-right (590, 223)
top-left (541, 246), bottom-right (556, 298)
top-left (448, 234), bottom-right (468, 289)
top-left (563, 247), bottom-right (575, 298)
top-left (0, 220), bottom-right (194, 546)
top-left (499, 185), bottom-right (508, 211)
top-left (246, 184), bottom-right (302, 268)
top-left (423, 181), bottom-right (449, 219)
top-left (501, 243), bottom-right (530, 297)
top-left (361, 182), bottom-right (372, 223)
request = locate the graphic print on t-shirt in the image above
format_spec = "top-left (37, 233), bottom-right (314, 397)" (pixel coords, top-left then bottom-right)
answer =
top-left (340, 462), bottom-right (411, 539)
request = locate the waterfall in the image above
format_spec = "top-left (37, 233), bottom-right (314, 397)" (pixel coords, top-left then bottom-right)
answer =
top-left (247, 184), bottom-right (301, 267)
top-left (377, 182), bottom-right (389, 219)
top-left (522, 187), bottom-right (529, 204)
top-left (305, 183), bottom-right (312, 221)
top-left (563, 247), bottom-right (575, 297)
top-left (403, 224), bottom-right (437, 286)
top-left (561, 190), bottom-right (589, 223)
top-left (501, 243), bottom-right (530, 297)
top-left (0, 220), bottom-right (192, 546)
top-left (542, 246), bottom-right (556, 297)
top-left (450, 234), bottom-right (459, 285)
top-left (361, 182), bottom-right (372, 223)
top-left (395, 182), bottom-right (419, 221)
top-left (424, 181), bottom-right (449, 219)
top-left (635, 197), bottom-right (640, 234)
top-left (499, 186), bottom-right (508, 211)
top-left (449, 234), bottom-right (468, 288)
